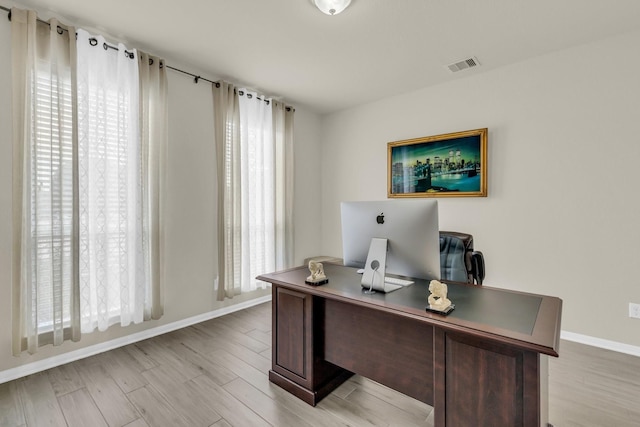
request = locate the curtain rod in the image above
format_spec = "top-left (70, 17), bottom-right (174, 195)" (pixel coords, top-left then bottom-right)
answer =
top-left (0, 5), bottom-right (294, 109)
top-left (0, 5), bottom-right (217, 85)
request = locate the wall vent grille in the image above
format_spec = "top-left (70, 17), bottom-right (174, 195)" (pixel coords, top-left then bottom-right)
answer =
top-left (447, 56), bottom-right (480, 73)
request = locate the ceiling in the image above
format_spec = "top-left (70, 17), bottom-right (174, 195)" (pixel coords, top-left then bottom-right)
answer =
top-left (7, 0), bottom-right (640, 114)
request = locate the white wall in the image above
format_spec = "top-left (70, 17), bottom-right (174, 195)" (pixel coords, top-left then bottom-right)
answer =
top-left (292, 109), bottom-right (324, 261)
top-left (0, 10), bottom-right (323, 373)
top-left (320, 30), bottom-right (640, 348)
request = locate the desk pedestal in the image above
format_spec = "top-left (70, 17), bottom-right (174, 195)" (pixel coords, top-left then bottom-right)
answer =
top-left (269, 286), bottom-right (352, 405)
top-left (434, 330), bottom-right (549, 426)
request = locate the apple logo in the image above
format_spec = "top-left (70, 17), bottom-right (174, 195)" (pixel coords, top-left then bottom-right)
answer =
top-left (376, 212), bottom-right (384, 224)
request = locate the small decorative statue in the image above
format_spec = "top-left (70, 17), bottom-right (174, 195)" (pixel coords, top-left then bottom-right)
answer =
top-left (428, 279), bottom-right (452, 311)
top-left (305, 260), bottom-right (328, 285)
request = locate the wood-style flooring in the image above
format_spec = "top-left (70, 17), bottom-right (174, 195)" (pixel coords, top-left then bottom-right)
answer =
top-left (0, 301), bottom-right (639, 426)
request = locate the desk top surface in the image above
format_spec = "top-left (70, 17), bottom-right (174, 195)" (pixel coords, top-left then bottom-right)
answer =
top-left (258, 263), bottom-right (562, 356)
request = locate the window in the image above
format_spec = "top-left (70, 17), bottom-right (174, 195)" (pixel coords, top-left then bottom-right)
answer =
top-left (12, 12), bottom-right (165, 354)
top-left (214, 84), bottom-right (294, 300)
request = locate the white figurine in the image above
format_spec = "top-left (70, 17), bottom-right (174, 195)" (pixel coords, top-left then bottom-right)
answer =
top-left (428, 280), bottom-right (452, 310)
top-left (306, 260), bottom-right (327, 284)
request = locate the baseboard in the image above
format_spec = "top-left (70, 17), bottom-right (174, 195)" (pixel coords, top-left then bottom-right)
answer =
top-left (561, 330), bottom-right (640, 358)
top-left (3, 304), bottom-right (637, 385)
top-left (0, 294), bottom-right (272, 385)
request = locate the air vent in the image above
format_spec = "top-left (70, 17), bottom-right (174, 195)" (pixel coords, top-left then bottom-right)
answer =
top-left (447, 56), bottom-right (480, 73)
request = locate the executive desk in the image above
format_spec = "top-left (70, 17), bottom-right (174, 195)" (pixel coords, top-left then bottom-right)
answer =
top-left (257, 264), bottom-right (562, 427)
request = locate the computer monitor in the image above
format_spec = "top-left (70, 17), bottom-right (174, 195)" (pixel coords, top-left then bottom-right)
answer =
top-left (340, 199), bottom-right (441, 281)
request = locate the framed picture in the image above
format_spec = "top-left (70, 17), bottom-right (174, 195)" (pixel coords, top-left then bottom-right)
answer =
top-left (388, 128), bottom-right (487, 198)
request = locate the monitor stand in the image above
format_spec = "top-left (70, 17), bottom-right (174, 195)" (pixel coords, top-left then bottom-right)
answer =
top-left (361, 238), bottom-right (387, 294)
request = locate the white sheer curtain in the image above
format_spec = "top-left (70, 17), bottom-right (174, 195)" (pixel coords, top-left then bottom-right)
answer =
top-left (11, 8), bottom-right (80, 355)
top-left (76, 29), bottom-right (145, 332)
top-left (238, 91), bottom-right (274, 293)
top-left (213, 83), bottom-right (294, 300)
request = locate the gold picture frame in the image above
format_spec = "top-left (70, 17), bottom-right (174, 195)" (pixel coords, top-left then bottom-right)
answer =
top-left (388, 128), bottom-right (487, 198)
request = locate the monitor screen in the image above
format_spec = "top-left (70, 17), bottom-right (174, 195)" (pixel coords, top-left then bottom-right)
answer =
top-left (340, 199), bottom-right (440, 281)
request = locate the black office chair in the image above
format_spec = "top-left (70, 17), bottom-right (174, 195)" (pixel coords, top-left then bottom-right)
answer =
top-left (439, 231), bottom-right (485, 285)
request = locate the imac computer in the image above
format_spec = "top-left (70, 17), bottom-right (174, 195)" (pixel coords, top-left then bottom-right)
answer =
top-left (340, 200), bottom-right (440, 293)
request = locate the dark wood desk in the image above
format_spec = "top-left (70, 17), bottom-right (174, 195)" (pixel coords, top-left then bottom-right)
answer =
top-left (257, 264), bottom-right (562, 427)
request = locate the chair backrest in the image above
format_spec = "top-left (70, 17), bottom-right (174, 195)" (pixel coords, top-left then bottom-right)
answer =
top-left (439, 231), bottom-right (485, 285)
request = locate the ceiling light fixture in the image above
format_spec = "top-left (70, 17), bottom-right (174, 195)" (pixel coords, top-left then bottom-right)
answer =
top-left (314, 0), bottom-right (351, 16)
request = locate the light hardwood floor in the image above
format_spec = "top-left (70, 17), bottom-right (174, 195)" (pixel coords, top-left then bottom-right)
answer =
top-left (1, 302), bottom-right (639, 427)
